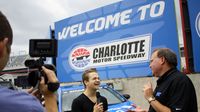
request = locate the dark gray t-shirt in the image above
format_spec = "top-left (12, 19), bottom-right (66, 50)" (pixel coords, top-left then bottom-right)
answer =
top-left (71, 93), bottom-right (108, 112)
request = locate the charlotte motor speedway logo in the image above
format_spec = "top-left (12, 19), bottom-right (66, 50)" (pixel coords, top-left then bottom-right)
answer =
top-left (70, 47), bottom-right (91, 70)
top-left (196, 12), bottom-right (200, 38)
top-left (69, 34), bottom-right (151, 71)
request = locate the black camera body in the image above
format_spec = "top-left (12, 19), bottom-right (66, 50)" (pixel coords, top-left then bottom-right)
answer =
top-left (29, 39), bottom-right (57, 57)
top-left (25, 58), bottom-right (55, 87)
top-left (24, 39), bottom-right (58, 91)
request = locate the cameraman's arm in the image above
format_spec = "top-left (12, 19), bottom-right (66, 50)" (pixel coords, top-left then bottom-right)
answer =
top-left (40, 66), bottom-right (59, 112)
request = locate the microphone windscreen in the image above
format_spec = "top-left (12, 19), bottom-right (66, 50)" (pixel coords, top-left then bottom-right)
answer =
top-left (96, 92), bottom-right (101, 104)
top-left (96, 91), bottom-right (101, 98)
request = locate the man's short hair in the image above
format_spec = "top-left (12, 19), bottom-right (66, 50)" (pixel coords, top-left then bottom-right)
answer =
top-left (0, 11), bottom-right (13, 45)
top-left (82, 68), bottom-right (97, 87)
top-left (153, 48), bottom-right (177, 68)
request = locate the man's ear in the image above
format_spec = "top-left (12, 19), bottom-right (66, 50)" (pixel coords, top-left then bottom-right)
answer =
top-left (84, 80), bottom-right (88, 86)
top-left (0, 41), bottom-right (3, 57)
top-left (3, 38), bottom-right (9, 45)
top-left (160, 56), bottom-right (166, 65)
top-left (0, 38), bottom-right (9, 56)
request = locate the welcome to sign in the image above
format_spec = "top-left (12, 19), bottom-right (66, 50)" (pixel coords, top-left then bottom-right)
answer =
top-left (55, 0), bottom-right (180, 82)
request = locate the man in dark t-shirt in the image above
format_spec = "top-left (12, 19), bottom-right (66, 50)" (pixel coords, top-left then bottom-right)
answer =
top-left (71, 68), bottom-right (108, 112)
top-left (143, 48), bottom-right (197, 112)
top-left (72, 93), bottom-right (108, 112)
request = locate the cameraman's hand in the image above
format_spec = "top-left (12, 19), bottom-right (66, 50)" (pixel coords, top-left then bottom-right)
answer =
top-left (27, 87), bottom-right (41, 98)
top-left (39, 66), bottom-right (59, 95)
top-left (39, 66), bottom-right (58, 112)
top-left (27, 87), bottom-right (45, 105)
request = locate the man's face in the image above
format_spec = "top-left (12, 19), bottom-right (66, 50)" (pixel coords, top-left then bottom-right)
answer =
top-left (149, 51), bottom-right (162, 77)
top-left (0, 38), bottom-right (11, 71)
top-left (85, 72), bottom-right (100, 90)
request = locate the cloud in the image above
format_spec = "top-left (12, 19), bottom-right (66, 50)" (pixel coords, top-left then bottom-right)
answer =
top-left (0, 0), bottom-right (121, 55)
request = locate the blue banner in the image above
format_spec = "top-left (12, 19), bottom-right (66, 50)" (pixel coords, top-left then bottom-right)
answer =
top-left (187, 0), bottom-right (200, 72)
top-left (55, 0), bottom-right (180, 82)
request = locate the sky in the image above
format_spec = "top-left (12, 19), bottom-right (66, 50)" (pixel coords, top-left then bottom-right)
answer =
top-left (0, 0), bottom-right (183, 56)
top-left (0, 0), bottom-right (121, 55)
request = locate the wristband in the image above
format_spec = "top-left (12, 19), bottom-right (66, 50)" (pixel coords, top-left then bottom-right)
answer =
top-left (48, 82), bottom-right (60, 92)
top-left (148, 96), bottom-right (156, 103)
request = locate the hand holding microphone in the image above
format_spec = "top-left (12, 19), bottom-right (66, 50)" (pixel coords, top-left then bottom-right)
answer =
top-left (94, 92), bottom-right (104, 112)
top-left (96, 92), bottom-right (102, 104)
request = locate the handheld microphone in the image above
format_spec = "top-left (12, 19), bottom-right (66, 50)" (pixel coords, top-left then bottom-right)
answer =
top-left (96, 92), bottom-right (101, 104)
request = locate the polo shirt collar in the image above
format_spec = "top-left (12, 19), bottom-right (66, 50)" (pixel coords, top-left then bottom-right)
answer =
top-left (157, 68), bottom-right (177, 85)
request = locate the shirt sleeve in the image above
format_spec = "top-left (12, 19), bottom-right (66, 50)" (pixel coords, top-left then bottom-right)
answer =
top-left (167, 77), bottom-right (193, 111)
top-left (0, 87), bottom-right (44, 112)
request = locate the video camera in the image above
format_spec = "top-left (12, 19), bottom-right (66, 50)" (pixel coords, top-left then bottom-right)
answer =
top-left (24, 39), bottom-right (58, 92)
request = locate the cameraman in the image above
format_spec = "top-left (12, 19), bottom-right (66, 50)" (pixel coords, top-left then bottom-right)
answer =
top-left (0, 11), bottom-right (58, 112)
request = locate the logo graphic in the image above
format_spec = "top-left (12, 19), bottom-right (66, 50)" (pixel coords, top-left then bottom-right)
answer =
top-left (70, 47), bottom-right (91, 70)
top-left (195, 12), bottom-right (200, 38)
top-left (156, 92), bottom-right (162, 97)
